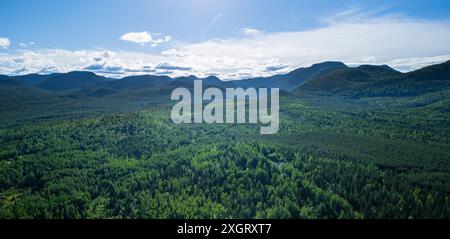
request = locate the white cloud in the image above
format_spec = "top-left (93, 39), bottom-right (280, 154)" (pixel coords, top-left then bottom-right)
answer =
top-left (18, 42), bottom-right (35, 48)
top-left (361, 56), bottom-right (377, 64)
top-left (0, 37), bottom-right (11, 49)
top-left (241, 28), bottom-right (264, 36)
top-left (120, 31), bottom-right (152, 45)
top-left (161, 48), bottom-right (188, 57)
top-left (120, 31), bottom-right (171, 46)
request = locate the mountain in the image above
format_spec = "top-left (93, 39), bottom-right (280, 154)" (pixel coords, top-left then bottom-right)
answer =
top-left (1, 75), bottom-right (37, 88)
top-left (111, 75), bottom-right (171, 89)
top-left (293, 61), bottom-right (450, 97)
top-left (294, 64), bottom-right (401, 94)
top-left (36, 71), bottom-right (109, 91)
top-left (76, 75), bottom-right (172, 97)
top-left (355, 64), bottom-right (401, 78)
top-left (233, 61), bottom-right (348, 90)
top-left (12, 73), bottom-right (61, 86)
top-left (362, 60), bottom-right (450, 97)
top-left (0, 75), bottom-right (55, 105)
top-left (282, 61), bottom-right (349, 90)
top-left (200, 76), bottom-right (229, 87)
top-left (93, 75), bottom-right (171, 91)
top-left (4, 60), bottom-right (450, 98)
top-left (7, 61), bottom-right (348, 93)
top-left (0, 75), bottom-right (8, 80)
top-left (168, 75), bottom-right (235, 88)
top-left (77, 74), bottom-right (237, 98)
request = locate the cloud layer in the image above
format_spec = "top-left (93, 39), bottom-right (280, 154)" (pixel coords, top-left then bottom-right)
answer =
top-left (1, 12), bottom-right (450, 79)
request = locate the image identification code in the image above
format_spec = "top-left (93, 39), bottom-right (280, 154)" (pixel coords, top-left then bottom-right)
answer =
top-left (177, 223), bottom-right (272, 237)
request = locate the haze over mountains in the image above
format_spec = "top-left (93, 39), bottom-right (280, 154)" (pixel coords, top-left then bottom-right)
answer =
top-left (1, 60), bottom-right (450, 100)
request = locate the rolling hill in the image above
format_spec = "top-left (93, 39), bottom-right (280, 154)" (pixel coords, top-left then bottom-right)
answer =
top-left (293, 60), bottom-right (450, 97)
top-left (33, 71), bottom-right (110, 91)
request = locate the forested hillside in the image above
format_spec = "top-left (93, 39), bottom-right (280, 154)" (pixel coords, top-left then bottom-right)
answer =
top-left (0, 61), bottom-right (449, 219)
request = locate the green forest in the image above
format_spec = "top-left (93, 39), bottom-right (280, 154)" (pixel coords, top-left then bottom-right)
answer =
top-left (1, 61), bottom-right (449, 219)
top-left (0, 93), bottom-right (449, 219)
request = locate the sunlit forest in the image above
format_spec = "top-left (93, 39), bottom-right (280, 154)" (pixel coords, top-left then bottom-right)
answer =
top-left (1, 61), bottom-right (449, 219)
top-left (1, 94), bottom-right (449, 218)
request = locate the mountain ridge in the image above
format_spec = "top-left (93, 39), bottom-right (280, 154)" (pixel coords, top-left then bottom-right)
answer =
top-left (293, 60), bottom-right (450, 97)
top-left (5, 61), bottom-right (349, 92)
top-left (3, 60), bottom-right (449, 98)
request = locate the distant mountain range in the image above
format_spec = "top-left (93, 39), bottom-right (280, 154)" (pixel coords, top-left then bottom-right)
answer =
top-left (1, 60), bottom-right (450, 99)
top-left (233, 61), bottom-right (348, 90)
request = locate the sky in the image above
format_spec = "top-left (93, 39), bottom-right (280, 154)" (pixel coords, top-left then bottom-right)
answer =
top-left (1, 0), bottom-right (450, 79)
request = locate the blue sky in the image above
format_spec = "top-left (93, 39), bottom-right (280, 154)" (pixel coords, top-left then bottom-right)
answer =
top-left (1, 0), bottom-right (450, 78)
